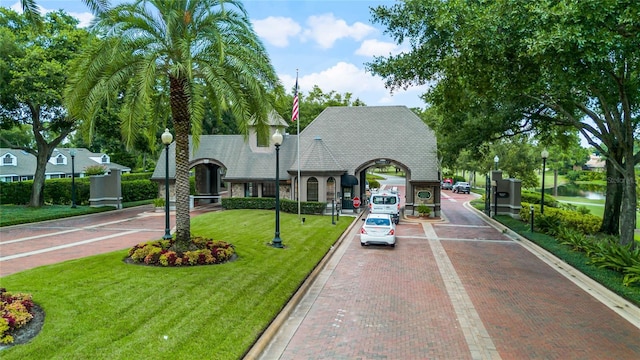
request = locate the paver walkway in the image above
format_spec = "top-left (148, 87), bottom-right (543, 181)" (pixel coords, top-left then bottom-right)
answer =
top-left (254, 190), bottom-right (640, 359)
top-left (0, 206), bottom-right (210, 277)
top-left (2, 198), bottom-right (640, 359)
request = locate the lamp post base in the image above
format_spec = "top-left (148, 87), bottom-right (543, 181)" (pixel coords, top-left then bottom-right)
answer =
top-left (272, 236), bottom-right (283, 248)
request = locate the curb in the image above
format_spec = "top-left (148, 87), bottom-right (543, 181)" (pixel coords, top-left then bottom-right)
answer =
top-left (465, 201), bottom-right (640, 330)
top-left (243, 211), bottom-right (365, 359)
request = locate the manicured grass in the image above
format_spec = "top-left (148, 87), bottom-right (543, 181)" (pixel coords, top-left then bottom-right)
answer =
top-left (0, 209), bottom-right (352, 359)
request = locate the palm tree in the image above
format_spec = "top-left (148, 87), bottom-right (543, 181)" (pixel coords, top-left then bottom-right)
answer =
top-left (19, 0), bottom-right (110, 23)
top-left (66, 0), bottom-right (282, 251)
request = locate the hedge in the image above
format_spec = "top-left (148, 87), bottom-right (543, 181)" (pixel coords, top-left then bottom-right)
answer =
top-left (221, 197), bottom-right (327, 214)
top-left (520, 189), bottom-right (558, 207)
top-left (520, 202), bottom-right (601, 235)
top-left (0, 176), bottom-right (157, 205)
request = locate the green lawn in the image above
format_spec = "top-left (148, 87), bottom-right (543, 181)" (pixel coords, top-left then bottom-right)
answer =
top-left (0, 210), bottom-right (352, 359)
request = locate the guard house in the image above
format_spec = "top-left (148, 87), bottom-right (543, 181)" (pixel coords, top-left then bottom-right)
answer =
top-left (152, 106), bottom-right (441, 216)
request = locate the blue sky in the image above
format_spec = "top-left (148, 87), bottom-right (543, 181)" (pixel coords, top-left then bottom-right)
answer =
top-left (5, 0), bottom-right (429, 109)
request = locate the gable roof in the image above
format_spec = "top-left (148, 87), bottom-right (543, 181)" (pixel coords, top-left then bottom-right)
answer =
top-left (298, 106), bottom-right (438, 180)
top-left (0, 148), bottom-right (130, 178)
top-left (152, 105), bottom-right (439, 182)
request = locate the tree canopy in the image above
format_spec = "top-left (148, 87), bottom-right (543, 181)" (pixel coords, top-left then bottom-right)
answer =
top-left (0, 8), bottom-right (90, 206)
top-left (368, 0), bottom-right (639, 245)
top-left (66, 0), bottom-right (283, 249)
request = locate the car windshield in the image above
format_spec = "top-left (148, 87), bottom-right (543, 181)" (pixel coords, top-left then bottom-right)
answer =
top-left (366, 218), bottom-right (391, 226)
top-left (372, 196), bottom-right (397, 205)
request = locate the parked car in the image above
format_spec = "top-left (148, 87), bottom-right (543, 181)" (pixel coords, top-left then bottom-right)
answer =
top-left (452, 182), bottom-right (471, 194)
top-left (360, 213), bottom-right (396, 247)
top-left (441, 179), bottom-right (453, 190)
top-left (369, 191), bottom-right (401, 224)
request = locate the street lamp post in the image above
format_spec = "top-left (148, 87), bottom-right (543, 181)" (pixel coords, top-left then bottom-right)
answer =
top-left (161, 129), bottom-right (173, 240)
top-left (541, 149), bottom-right (549, 214)
top-left (493, 155), bottom-right (499, 217)
top-left (70, 149), bottom-right (77, 208)
top-left (272, 129), bottom-right (284, 248)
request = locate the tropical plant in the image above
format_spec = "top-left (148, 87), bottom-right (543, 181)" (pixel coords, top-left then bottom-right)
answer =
top-left (66, 0), bottom-right (282, 251)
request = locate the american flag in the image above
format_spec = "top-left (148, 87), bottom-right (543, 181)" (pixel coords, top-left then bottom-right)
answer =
top-left (291, 76), bottom-right (299, 122)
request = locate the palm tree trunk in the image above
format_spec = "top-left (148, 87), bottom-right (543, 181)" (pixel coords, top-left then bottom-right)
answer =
top-left (169, 75), bottom-right (193, 251)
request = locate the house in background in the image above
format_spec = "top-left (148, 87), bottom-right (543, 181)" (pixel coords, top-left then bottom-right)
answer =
top-left (583, 153), bottom-right (606, 172)
top-left (0, 147), bottom-right (131, 182)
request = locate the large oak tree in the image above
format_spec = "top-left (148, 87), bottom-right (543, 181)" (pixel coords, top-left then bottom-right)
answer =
top-left (367, 0), bottom-right (639, 245)
top-left (0, 9), bottom-right (90, 207)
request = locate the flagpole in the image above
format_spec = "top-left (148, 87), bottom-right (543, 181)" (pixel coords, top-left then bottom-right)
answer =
top-left (295, 69), bottom-right (301, 222)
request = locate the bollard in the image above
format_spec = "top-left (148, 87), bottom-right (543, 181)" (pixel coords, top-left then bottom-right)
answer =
top-left (530, 204), bottom-right (535, 232)
top-left (332, 200), bottom-right (335, 225)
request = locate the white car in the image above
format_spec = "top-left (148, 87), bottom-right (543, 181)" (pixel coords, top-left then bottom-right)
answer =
top-left (360, 213), bottom-right (396, 247)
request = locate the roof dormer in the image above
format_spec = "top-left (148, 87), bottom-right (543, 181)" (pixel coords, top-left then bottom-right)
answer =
top-left (50, 153), bottom-right (68, 165)
top-left (1, 152), bottom-right (17, 166)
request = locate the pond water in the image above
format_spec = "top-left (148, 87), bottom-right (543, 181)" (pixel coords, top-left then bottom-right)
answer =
top-left (551, 183), bottom-right (606, 200)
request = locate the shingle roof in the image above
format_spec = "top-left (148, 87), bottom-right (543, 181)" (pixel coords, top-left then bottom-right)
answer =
top-left (152, 134), bottom-right (298, 181)
top-left (293, 136), bottom-right (345, 173)
top-left (298, 106), bottom-right (438, 180)
top-left (0, 147), bottom-right (130, 178)
top-left (152, 105), bottom-right (439, 182)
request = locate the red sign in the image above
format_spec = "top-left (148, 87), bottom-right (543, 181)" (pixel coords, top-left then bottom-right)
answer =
top-left (352, 196), bottom-right (361, 207)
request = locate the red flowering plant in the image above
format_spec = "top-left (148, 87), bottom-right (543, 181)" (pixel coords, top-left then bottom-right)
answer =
top-left (0, 288), bottom-right (35, 344)
top-left (128, 237), bottom-right (235, 267)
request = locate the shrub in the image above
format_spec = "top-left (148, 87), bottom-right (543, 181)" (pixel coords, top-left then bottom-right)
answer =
top-left (520, 202), bottom-right (600, 236)
top-left (121, 179), bottom-right (158, 202)
top-left (84, 165), bottom-right (108, 176)
top-left (221, 197), bottom-right (327, 214)
top-left (0, 288), bottom-right (35, 344)
top-left (152, 198), bottom-right (165, 207)
top-left (521, 190), bottom-right (558, 207)
top-left (368, 179), bottom-right (380, 189)
top-left (128, 237), bottom-right (235, 267)
top-left (417, 204), bottom-right (431, 216)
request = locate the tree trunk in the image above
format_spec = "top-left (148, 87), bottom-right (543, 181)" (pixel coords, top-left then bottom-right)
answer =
top-left (553, 169), bottom-right (558, 197)
top-left (600, 158), bottom-right (622, 235)
top-left (29, 151), bottom-right (49, 207)
top-left (169, 75), bottom-right (193, 252)
top-left (619, 155), bottom-right (637, 247)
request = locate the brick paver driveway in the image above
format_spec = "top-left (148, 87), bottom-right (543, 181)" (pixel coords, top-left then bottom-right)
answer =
top-left (256, 188), bottom-right (640, 359)
top-left (0, 206), bottom-right (195, 277)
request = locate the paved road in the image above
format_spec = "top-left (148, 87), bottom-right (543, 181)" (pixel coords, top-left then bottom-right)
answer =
top-left (254, 187), bottom-right (640, 359)
top-left (0, 206), bottom-right (208, 277)
top-left (2, 195), bottom-right (640, 359)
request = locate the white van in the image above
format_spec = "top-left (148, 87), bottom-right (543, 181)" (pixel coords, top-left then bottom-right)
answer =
top-left (368, 192), bottom-right (400, 224)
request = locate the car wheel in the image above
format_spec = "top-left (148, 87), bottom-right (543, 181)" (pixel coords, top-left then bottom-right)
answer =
top-left (390, 243), bottom-right (395, 248)
top-left (360, 242), bottom-right (366, 246)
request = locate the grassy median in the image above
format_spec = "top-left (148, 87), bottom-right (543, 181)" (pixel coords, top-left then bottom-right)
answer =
top-left (0, 209), bottom-right (352, 359)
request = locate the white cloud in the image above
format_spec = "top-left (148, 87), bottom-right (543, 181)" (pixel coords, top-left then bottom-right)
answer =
top-left (301, 13), bottom-right (376, 49)
top-left (355, 39), bottom-right (407, 57)
top-left (252, 16), bottom-right (301, 47)
top-left (10, 1), bottom-right (94, 28)
top-left (279, 62), bottom-right (428, 108)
